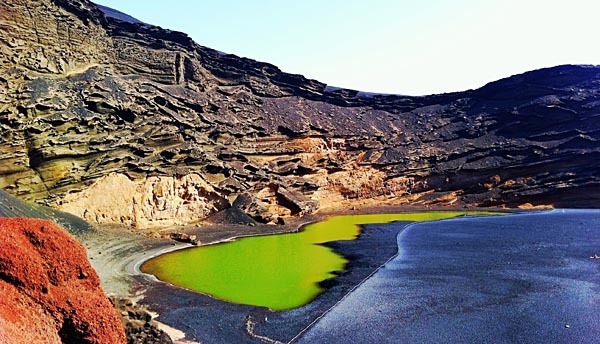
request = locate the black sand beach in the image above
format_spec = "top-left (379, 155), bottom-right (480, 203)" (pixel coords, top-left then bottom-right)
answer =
top-left (79, 209), bottom-right (599, 343)
top-left (298, 209), bottom-right (600, 343)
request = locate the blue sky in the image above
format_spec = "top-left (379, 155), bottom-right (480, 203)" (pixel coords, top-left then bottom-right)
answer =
top-left (94, 0), bottom-right (600, 95)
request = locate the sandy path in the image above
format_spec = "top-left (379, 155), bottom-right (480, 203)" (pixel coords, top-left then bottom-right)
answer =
top-left (78, 226), bottom-right (181, 296)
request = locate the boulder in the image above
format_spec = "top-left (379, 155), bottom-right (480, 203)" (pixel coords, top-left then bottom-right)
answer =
top-left (275, 186), bottom-right (318, 215)
top-left (170, 232), bottom-right (199, 245)
top-left (232, 193), bottom-right (272, 223)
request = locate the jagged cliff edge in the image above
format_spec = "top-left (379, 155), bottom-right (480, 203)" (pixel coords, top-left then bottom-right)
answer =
top-left (1, 0), bottom-right (598, 228)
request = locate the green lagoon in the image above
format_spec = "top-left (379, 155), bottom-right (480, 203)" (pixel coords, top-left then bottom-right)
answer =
top-left (141, 212), bottom-right (492, 310)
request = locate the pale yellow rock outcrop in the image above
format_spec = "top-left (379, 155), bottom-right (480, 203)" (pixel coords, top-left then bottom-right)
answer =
top-left (59, 173), bottom-right (228, 229)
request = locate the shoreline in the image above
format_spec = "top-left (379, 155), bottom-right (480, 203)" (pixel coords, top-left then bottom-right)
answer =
top-left (129, 205), bottom-right (518, 280)
top-left (296, 209), bottom-right (600, 343)
top-left (129, 215), bottom-right (322, 278)
top-left (290, 209), bottom-right (554, 342)
top-left (132, 208), bottom-right (534, 343)
top-left (83, 206), bottom-right (547, 343)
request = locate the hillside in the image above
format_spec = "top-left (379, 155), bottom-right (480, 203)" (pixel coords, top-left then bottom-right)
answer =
top-left (1, 0), bottom-right (598, 228)
top-left (0, 217), bottom-right (126, 343)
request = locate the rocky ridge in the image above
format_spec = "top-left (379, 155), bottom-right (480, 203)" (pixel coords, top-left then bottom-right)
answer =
top-left (1, 0), bottom-right (599, 228)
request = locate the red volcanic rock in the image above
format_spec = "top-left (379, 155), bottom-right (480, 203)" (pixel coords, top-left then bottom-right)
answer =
top-left (0, 218), bottom-right (126, 344)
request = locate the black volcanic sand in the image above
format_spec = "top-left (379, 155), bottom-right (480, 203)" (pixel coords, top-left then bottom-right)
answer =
top-left (298, 209), bottom-right (600, 344)
top-left (0, 189), bottom-right (93, 235)
top-left (136, 217), bottom-right (423, 343)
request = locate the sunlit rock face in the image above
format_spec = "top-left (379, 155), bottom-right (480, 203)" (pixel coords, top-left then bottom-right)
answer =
top-left (1, 0), bottom-right (599, 228)
top-left (59, 172), bottom-right (229, 228)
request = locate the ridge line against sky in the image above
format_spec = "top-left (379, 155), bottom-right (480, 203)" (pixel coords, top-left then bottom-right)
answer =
top-left (93, 0), bottom-right (600, 96)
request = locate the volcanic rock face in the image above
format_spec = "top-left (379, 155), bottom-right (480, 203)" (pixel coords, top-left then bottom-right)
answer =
top-left (1, 0), bottom-right (599, 227)
top-left (0, 218), bottom-right (126, 343)
top-left (58, 172), bottom-right (229, 227)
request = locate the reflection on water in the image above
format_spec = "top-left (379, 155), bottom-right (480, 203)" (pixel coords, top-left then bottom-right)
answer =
top-left (141, 211), bottom-right (494, 310)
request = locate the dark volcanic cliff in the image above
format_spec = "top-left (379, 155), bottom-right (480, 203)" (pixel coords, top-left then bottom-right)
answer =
top-left (1, 0), bottom-right (598, 227)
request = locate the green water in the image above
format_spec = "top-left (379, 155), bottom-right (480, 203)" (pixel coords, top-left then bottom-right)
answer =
top-left (141, 211), bottom-right (493, 310)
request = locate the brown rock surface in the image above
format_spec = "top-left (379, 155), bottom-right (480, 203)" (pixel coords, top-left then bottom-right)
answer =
top-left (0, 0), bottom-right (598, 229)
top-left (58, 172), bottom-right (229, 228)
top-left (0, 218), bottom-right (126, 343)
top-left (110, 297), bottom-right (173, 344)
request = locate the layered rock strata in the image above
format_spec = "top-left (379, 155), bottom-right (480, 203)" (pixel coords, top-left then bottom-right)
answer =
top-left (1, 0), bottom-right (599, 228)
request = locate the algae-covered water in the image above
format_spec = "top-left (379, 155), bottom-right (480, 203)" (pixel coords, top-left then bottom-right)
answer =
top-left (141, 212), bottom-right (493, 310)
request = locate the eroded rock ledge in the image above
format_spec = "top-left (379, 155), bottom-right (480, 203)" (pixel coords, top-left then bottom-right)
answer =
top-left (59, 172), bottom-right (228, 228)
top-left (1, 0), bottom-right (598, 228)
